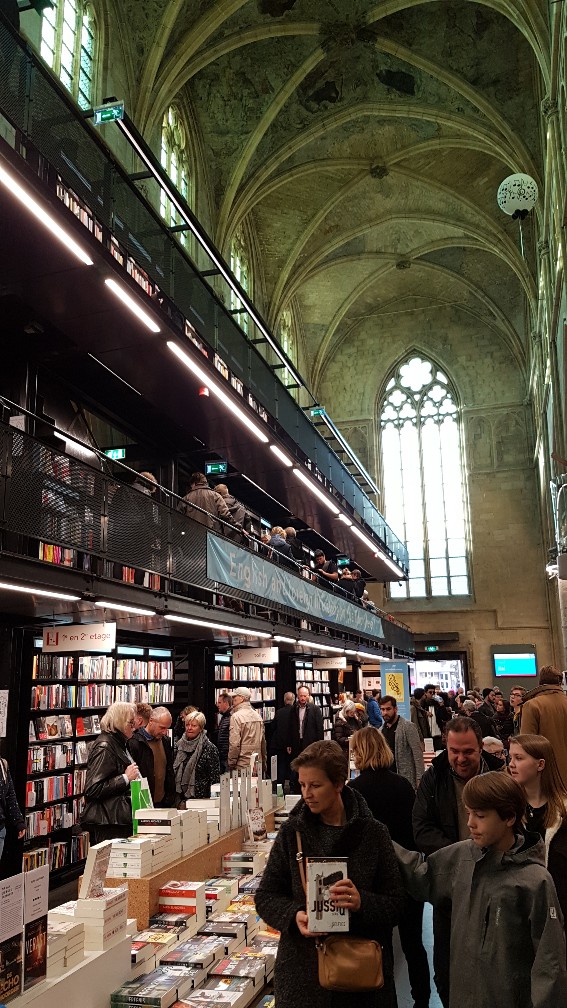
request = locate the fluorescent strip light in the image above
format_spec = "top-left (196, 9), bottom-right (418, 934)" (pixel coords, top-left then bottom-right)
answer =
top-left (94, 600), bottom-right (156, 616)
top-left (54, 430), bottom-right (97, 461)
top-left (293, 468), bottom-right (340, 515)
top-left (0, 162), bottom-right (94, 265)
top-left (377, 551), bottom-right (406, 577)
top-left (350, 525), bottom-right (377, 552)
top-left (270, 444), bottom-right (293, 467)
top-left (273, 635), bottom-right (298, 643)
top-left (165, 614), bottom-right (271, 638)
top-left (298, 640), bottom-right (345, 654)
top-left (104, 278), bottom-right (161, 333)
top-left (345, 649), bottom-right (357, 655)
top-left (168, 341), bottom-right (270, 443)
top-left (116, 119), bottom-right (304, 389)
top-left (0, 581), bottom-right (81, 602)
top-left (338, 514), bottom-right (353, 526)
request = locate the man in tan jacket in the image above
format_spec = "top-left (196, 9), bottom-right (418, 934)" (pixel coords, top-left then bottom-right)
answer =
top-left (520, 666), bottom-right (567, 787)
top-left (227, 687), bottom-right (267, 774)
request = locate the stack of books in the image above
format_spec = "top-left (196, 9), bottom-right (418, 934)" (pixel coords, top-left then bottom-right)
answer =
top-left (46, 917), bottom-right (85, 977)
top-left (111, 966), bottom-right (205, 1008)
top-left (221, 852), bottom-right (264, 878)
top-left (208, 948), bottom-right (275, 988)
top-left (135, 810), bottom-right (183, 860)
top-left (184, 800), bottom-right (220, 843)
top-left (205, 885), bottom-right (231, 916)
top-left (159, 881), bottom-right (207, 925)
top-left (177, 809), bottom-right (208, 853)
top-left (173, 975), bottom-right (255, 1007)
top-left (197, 920), bottom-right (247, 956)
top-left (50, 888), bottom-right (129, 951)
top-left (208, 909), bottom-right (259, 947)
top-left (159, 934), bottom-right (226, 971)
top-left (107, 836), bottom-right (157, 878)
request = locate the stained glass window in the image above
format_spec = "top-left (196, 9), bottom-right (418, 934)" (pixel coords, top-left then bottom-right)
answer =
top-left (160, 107), bottom-right (190, 247)
top-left (40, 1), bottom-right (95, 110)
top-left (380, 356), bottom-right (470, 599)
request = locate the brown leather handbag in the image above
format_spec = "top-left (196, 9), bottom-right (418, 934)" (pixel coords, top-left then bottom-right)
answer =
top-left (295, 831), bottom-right (384, 992)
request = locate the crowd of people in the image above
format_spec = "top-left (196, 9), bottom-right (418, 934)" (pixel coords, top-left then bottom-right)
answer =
top-left (258, 665), bottom-right (567, 1008)
top-left (122, 469), bottom-right (378, 609)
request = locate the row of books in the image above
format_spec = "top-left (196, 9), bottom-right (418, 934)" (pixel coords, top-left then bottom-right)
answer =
top-left (24, 831), bottom-right (90, 872)
top-left (28, 741), bottom-right (74, 773)
top-left (26, 773), bottom-right (74, 808)
top-left (29, 715), bottom-right (74, 740)
top-left (33, 655), bottom-right (172, 682)
top-left (57, 179), bottom-right (103, 241)
top-left (299, 669), bottom-right (330, 683)
top-left (214, 666), bottom-right (276, 683)
top-left (114, 682), bottom-right (175, 704)
top-left (213, 688), bottom-right (275, 704)
top-left (31, 684), bottom-right (77, 709)
top-left (38, 542), bottom-right (92, 569)
top-left (115, 659), bottom-right (174, 681)
top-left (77, 683), bottom-right (114, 707)
top-left (25, 801), bottom-right (75, 839)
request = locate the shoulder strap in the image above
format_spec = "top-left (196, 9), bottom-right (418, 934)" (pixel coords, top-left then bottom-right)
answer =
top-left (0, 758), bottom-right (7, 784)
top-left (295, 830), bottom-right (307, 894)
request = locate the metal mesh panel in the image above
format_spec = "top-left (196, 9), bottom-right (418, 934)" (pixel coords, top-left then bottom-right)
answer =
top-left (106, 483), bottom-right (169, 574)
top-left (0, 21), bottom-right (27, 132)
top-left (5, 430), bottom-right (103, 551)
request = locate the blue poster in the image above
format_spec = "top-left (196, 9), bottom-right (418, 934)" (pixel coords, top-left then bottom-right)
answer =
top-left (206, 533), bottom-right (384, 640)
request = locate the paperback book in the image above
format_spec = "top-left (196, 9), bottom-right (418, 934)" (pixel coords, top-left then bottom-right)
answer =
top-left (306, 858), bottom-right (349, 934)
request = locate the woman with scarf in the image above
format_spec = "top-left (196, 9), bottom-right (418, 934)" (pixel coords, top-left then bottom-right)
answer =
top-left (174, 711), bottom-right (220, 804)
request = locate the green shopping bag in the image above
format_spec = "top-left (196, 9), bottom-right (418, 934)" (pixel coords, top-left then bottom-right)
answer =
top-left (131, 776), bottom-right (153, 835)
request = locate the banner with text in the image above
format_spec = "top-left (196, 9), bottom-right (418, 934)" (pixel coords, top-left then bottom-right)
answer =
top-left (207, 534), bottom-right (384, 639)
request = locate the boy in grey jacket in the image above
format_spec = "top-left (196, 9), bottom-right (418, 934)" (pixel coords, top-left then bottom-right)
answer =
top-left (395, 772), bottom-right (567, 1008)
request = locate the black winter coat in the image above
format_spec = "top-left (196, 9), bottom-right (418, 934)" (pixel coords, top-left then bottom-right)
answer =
top-left (216, 711), bottom-right (231, 771)
top-left (269, 703), bottom-right (293, 756)
top-left (349, 768), bottom-right (416, 850)
top-left (332, 712), bottom-right (362, 751)
top-left (81, 730), bottom-right (133, 829)
top-left (255, 787), bottom-right (404, 1008)
top-left (288, 703), bottom-right (324, 758)
top-left (128, 730), bottom-right (175, 805)
top-left (412, 748), bottom-right (504, 856)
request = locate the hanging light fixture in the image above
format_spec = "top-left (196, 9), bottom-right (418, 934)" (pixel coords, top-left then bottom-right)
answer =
top-left (497, 174), bottom-right (538, 220)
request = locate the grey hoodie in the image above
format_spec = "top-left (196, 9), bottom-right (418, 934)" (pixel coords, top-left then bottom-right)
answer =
top-left (394, 832), bottom-right (567, 1008)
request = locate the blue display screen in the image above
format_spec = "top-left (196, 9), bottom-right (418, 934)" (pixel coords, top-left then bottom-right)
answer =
top-left (493, 652), bottom-right (537, 677)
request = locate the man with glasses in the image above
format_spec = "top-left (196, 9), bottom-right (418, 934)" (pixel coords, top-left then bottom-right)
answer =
top-left (129, 706), bottom-right (176, 807)
top-left (509, 685), bottom-right (526, 734)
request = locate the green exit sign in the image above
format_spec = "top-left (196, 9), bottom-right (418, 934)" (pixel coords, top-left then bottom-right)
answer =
top-left (311, 407), bottom-right (325, 417)
top-left (425, 645), bottom-right (439, 652)
top-left (104, 448), bottom-right (126, 460)
top-left (205, 461), bottom-right (228, 476)
top-left (93, 101), bottom-right (125, 125)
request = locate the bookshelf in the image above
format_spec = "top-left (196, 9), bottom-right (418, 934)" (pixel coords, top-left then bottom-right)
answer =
top-left (293, 659), bottom-right (332, 738)
top-left (26, 642), bottom-right (175, 882)
top-left (214, 654), bottom-right (276, 724)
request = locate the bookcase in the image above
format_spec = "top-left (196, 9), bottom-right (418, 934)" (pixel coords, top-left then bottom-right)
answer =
top-left (26, 642), bottom-right (174, 883)
top-left (293, 659), bottom-right (332, 738)
top-left (214, 653), bottom-right (276, 725)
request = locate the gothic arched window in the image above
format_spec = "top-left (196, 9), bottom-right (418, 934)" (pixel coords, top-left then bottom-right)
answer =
top-left (380, 355), bottom-right (470, 599)
top-left (230, 230), bottom-right (250, 334)
top-left (279, 308), bottom-right (297, 389)
top-left (160, 106), bottom-right (190, 247)
top-left (40, 1), bottom-right (95, 110)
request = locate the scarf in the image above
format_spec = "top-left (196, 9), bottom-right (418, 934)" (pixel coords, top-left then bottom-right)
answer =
top-left (173, 731), bottom-right (206, 799)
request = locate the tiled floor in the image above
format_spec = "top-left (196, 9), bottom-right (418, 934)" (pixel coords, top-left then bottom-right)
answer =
top-left (393, 903), bottom-right (442, 1008)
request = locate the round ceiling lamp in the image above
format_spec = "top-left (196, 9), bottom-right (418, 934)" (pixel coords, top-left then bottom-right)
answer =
top-left (497, 174), bottom-right (538, 220)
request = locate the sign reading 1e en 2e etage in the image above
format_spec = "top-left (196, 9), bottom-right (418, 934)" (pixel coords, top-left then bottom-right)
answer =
top-left (42, 622), bottom-right (117, 653)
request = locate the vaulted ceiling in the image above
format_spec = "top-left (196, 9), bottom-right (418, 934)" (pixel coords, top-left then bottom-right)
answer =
top-left (115, 0), bottom-right (546, 399)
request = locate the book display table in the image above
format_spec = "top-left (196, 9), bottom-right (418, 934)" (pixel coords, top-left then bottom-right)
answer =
top-left (105, 811), bottom-right (277, 930)
top-left (12, 935), bottom-right (131, 1008)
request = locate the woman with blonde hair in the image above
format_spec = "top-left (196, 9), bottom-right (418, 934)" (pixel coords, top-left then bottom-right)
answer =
top-left (331, 700), bottom-right (367, 751)
top-left (81, 701), bottom-right (139, 843)
top-left (508, 732), bottom-right (567, 959)
top-left (349, 726), bottom-right (431, 1008)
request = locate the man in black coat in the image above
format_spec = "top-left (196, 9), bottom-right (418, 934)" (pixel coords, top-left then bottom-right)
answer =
top-left (412, 717), bottom-right (504, 1007)
top-left (128, 706), bottom-right (175, 807)
top-left (286, 685), bottom-right (324, 792)
top-left (216, 691), bottom-right (232, 774)
top-left (269, 692), bottom-right (295, 787)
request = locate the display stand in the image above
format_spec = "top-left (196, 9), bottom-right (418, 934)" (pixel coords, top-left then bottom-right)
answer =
top-left (105, 810), bottom-right (277, 929)
top-left (10, 935), bottom-right (131, 1008)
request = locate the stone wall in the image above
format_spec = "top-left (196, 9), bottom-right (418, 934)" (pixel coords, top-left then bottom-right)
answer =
top-left (319, 304), bottom-right (557, 688)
